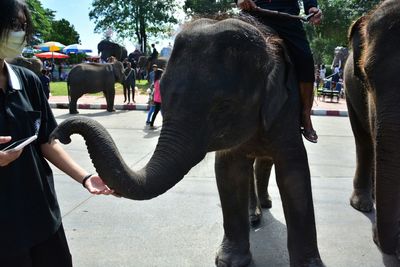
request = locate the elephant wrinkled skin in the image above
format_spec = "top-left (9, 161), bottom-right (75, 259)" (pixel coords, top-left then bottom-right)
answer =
top-left (6, 56), bottom-right (43, 76)
top-left (52, 16), bottom-right (323, 267)
top-left (67, 61), bottom-right (124, 114)
top-left (344, 0), bottom-right (400, 260)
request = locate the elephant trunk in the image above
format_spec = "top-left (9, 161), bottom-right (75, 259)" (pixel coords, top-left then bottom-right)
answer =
top-left (50, 117), bottom-right (206, 200)
top-left (375, 106), bottom-right (400, 255)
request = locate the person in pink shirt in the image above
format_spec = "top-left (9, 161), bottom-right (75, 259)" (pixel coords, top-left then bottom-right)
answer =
top-left (149, 69), bottom-right (163, 129)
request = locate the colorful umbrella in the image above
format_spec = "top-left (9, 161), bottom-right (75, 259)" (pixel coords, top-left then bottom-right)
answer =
top-left (34, 52), bottom-right (69, 59)
top-left (36, 41), bottom-right (66, 52)
top-left (63, 44), bottom-right (92, 54)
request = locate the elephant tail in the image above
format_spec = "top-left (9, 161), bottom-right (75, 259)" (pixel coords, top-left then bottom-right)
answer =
top-left (67, 79), bottom-right (71, 104)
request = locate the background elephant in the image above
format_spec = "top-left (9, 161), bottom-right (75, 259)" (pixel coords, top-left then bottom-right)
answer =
top-left (67, 61), bottom-right (124, 114)
top-left (6, 56), bottom-right (43, 76)
top-left (331, 46), bottom-right (349, 70)
top-left (98, 40), bottom-right (128, 62)
top-left (344, 0), bottom-right (400, 260)
top-left (51, 16), bottom-right (323, 267)
top-left (136, 55), bottom-right (168, 79)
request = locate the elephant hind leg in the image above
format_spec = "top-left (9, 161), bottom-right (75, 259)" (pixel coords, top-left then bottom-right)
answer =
top-left (255, 157), bottom-right (273, 209)
top-left (249, 159), bottom-right (262, 227)
top-left (248, 157), bottom-right (274, 227)
top-left (347, 98), bottom-right (374, 212)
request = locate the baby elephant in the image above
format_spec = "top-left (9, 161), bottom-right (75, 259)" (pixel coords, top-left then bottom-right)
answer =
top-left (67, 61), bottom-right (124, 114)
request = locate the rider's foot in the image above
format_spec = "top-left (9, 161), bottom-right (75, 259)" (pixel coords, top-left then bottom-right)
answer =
top-left (302, 113), bottom-right (318, 143)
top-left (302, 128), bottom-right (318, 143)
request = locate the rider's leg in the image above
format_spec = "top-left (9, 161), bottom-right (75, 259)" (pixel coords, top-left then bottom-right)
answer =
top-left (300, 82), bottom-right (317, 142)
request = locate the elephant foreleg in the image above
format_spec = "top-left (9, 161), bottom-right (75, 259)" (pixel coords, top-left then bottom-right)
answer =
top-left (104, 89), bottom-right (116, 112)
top-left (69, 91), bottom-right (80, 114)
top-left (215, 151), bottom-right (252, 267)
top-left (274, 149), bottom-right (323, 266)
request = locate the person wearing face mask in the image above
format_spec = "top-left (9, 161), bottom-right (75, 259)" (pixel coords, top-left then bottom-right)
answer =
top-left (0, 1), bottom-right (115, 266)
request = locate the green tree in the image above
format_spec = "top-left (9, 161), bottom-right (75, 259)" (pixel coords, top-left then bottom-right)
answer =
top-left (26, 0), bottom-right (54, 44)
top-left (306, 0), bottom-right (381, 65)
top-left (89, 0), bottom-right (179, 54)
top-left (46, 19), bottom-right (80, 45)
top-left (183, 0), bottom-right (233, 16)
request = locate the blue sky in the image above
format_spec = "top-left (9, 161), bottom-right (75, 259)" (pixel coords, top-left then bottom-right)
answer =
top-left (41, 0), bottom-right (108, 55)
top-left (40, 0), bottom-right (183, 55)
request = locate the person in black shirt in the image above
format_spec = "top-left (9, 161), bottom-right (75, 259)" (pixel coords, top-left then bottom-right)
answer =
top-left (39, 68), bottom-right (50, 99)
top-left (238, 0), bottom-right (322, 143)
top-left (0, 1), bottom-right (114, 266)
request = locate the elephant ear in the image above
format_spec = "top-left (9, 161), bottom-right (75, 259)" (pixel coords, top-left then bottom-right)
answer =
top-left (348, 16), bottom-right (367, 80)
top-left (261, 44), bottom-right (294, 132)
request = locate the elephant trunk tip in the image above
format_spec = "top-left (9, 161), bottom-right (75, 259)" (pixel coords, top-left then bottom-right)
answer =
top-left (49, 128), bottom-right (72, 145)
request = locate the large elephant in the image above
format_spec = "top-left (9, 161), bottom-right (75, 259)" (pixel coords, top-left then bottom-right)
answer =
top-left (51, 16), bottom-right (323, 267)
top-left (98, 40), bottom-right (128, 62)
top-left (344, 0), bottom-right (400, 260)
top-left (67, 61), bottom-right (124, 114)
top-left (6, 56), bottom-right (43, 76)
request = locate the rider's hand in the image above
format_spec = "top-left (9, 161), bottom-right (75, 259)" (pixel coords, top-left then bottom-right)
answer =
top-left (308, 7), bottom-right (322, 25)
top-left (238, 0), bottom-right (257, 11)
top-left (0, 136), bottom-right (23, 167)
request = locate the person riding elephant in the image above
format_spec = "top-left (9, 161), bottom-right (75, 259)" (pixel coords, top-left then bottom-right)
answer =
top-left (6, 56), bottom-right (42, 76)
top-left (97, 40), bottom-right (128, 62)
top-left (344, 0), bottom-right (400, 261)
top-left (67, 61), bottom-right (124, 114)
top-left (238, 0), bottom-right (322, 143)
top-left (51, 15), bottom-right (323, 267)
top-left (136, 55), bottom-right (168, 81)
top-left (128, 48), bottom-right (143, 68)
top-left (331, 46), bottom-right (349, 72)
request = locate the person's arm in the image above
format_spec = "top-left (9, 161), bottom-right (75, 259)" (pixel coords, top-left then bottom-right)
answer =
top-left (41, 140), bottom-right (114, 195)
top-left (237, 0), bottom-right (257, 11)
top-left (0, 136), bottom-right (22, 167)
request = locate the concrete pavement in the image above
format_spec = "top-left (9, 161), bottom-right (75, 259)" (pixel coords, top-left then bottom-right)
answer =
top-left (48, 92), bottom-right (349, 116)
top-left (49, 108), bottom-right (399, 267)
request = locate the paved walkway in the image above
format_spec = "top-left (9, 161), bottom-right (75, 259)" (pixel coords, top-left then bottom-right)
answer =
top-left (49, 92), bottom-right (348, 116)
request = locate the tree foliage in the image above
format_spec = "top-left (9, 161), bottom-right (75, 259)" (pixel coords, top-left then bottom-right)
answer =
top-left (27, 0), bottom-right (80, 46)
top-left (89, 0), bottom-right (179, 54)
top-left (46, 19), bottom-right (80, 45)
top-left (183, 0), bottom-right (233, 16)
top-left (26, 0), bottom-right (53, 44)
top-left (305, 0), bottom-right (381, 65)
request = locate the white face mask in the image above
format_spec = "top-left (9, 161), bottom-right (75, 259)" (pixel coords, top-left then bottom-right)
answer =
top-left (0, 31), bottom-right (26, 59)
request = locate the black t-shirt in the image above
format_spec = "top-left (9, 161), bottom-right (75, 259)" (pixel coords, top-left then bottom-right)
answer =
top-left (0, 63), bottom-right (60, 255)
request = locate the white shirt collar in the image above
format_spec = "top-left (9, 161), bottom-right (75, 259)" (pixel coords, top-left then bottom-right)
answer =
top-left (4, 61), bottom-right (22, 90)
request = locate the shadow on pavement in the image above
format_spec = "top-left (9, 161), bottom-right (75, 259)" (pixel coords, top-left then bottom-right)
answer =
top-left (249, 210), bottom-right (289, 266)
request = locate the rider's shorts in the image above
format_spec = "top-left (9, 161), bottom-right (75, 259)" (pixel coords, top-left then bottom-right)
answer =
top-left (258, 16), bottom-right (316, 83)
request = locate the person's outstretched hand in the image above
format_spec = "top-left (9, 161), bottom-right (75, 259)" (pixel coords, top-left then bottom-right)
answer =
top-left (84, 175), bottom-right (116, 195)
top-left (0, 136), bottom-right (23, 167)
top-left (238, 0), bottom-right (257, 11)
top-left (308, 7), bottom-right (322, 25)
